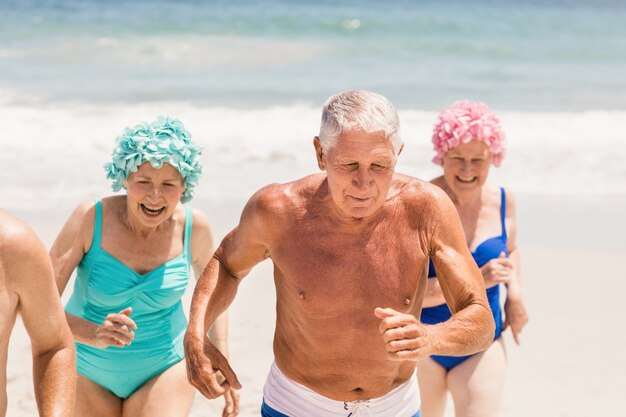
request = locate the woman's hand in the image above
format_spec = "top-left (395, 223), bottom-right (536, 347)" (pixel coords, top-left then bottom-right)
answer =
top-left (221, 377), bottom-right (240, 417)
top-left (92, 307), bottom-right (137, 348)
top-left (480, 252), bottom-right (513, 285)
top-left (503, 291), bottom-right (529, 345)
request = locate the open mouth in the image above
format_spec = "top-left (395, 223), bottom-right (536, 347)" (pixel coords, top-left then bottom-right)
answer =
top-left (456, 176), bottom-right (478, 184)
top-left (141, 204), bottom-right (166, 216)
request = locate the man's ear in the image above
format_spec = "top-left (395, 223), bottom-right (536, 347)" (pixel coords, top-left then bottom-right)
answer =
top-left (313, 136), bottom-right (326, 170)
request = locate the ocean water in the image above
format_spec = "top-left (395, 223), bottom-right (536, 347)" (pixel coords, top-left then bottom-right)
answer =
top-left (0, 0), bottom-right (625, 212)
top-left (1, 0), bottom-right (625, 109)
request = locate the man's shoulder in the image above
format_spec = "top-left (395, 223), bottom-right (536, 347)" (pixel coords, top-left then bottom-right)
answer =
top-left (248, 174), bottom-right (325, 215)
top-left (0, 212), bottom-right (53, 301)
top-left (392, 173), bottom-right (448, 208)
top-left (0, 210), bottom-right (38, 254)
top-left (0, 211), bottom-right (46, 277)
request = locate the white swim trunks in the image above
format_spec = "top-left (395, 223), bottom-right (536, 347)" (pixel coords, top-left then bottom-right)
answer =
top-left (262, 361), bottom-right (421, 417)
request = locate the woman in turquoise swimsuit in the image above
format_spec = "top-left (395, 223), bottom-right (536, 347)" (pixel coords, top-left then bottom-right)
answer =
top-left (417, 101), bottom-right (529, 417)
top-left (50, 117), bottom-right (239, 417)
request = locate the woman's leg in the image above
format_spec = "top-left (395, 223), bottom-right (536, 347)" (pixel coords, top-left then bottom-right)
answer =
top-left (447, 338), bottom-right (507, 417)
top-left (74, 374), bottom-right (123, 417)
top-left (122, 360), bottom-right (195, 417)
top-left (416, 357), bottom-right (449, 417)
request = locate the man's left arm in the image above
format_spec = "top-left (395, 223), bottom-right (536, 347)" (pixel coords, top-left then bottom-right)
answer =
top-left (7, 227), bottom-right (76, 417)
top-left (377, 189), bottom-right (494, 361)
top-left (427, 193), bottom-right (495, 356)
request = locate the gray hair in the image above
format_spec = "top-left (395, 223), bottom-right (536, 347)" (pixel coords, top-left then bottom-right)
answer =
top-left (318, 90), bottom-right (403, 155)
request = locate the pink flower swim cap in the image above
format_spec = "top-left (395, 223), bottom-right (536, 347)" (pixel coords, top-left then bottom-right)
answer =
top-left (431, 100), bottom-right (506, 167)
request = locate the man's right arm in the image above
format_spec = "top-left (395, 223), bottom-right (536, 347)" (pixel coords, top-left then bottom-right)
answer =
top-left (184, 186), bottom-right (276, 399)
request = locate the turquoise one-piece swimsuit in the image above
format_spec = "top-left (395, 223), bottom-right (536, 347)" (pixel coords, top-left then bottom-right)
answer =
top-left (65, 200), bottom-right (192, 398)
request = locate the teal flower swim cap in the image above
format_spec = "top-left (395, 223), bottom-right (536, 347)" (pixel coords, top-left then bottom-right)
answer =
top-left (104, 116), bottom-right (203, 203)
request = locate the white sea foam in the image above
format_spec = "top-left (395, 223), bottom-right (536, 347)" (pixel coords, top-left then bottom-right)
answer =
top-left (25, 34), bottom-right (326, 69)
top-left (1, 100), bottom-right (625, 211)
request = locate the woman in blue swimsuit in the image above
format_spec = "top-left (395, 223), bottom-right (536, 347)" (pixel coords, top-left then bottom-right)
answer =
top-left (417, 101), bottom-right (529, 417)
top-left (50, 117), bottom-right (238, 417)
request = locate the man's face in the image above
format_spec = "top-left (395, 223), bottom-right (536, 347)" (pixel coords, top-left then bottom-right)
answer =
top-left (315, 129), bottom-right (398, 220)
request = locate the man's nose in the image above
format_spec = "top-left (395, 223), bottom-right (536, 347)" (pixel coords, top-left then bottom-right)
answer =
top-left (352, 167), bottom-right (374, 189)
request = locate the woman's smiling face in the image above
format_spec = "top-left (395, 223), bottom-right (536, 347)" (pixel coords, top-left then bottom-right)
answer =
top-left (442, 140), bottom-right (492, 195)
top-left (125, 162), bottom-right (184, 228)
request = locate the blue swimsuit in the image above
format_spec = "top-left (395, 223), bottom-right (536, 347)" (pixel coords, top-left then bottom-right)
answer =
top-left (65, 200), bottom-right (192, 398)
top-left (421, 187), bottom-right (507, 371)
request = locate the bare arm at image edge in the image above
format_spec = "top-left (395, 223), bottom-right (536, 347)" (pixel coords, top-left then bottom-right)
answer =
top-left (6, 224), bottom-right (76, 417)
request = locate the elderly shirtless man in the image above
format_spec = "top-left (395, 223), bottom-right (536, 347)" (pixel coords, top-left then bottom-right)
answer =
top-left (184, 90), bottom-right (495, 416)
top-left (0, 210), bottom-right (75, 417)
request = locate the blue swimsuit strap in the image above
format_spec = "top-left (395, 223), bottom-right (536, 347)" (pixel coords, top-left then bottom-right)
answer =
top-left (499, 187), bottom-right (507, 240)
top-left (183, 206), bottom-right (193, 263)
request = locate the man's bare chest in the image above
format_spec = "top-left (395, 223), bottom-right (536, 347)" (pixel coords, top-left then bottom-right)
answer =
top-left (269, 225), bottom-right (427, 309)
